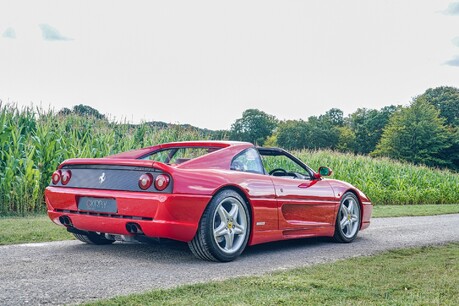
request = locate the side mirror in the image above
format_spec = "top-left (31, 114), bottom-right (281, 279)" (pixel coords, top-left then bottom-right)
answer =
top-left (318, 166), bottom-right (333, 177)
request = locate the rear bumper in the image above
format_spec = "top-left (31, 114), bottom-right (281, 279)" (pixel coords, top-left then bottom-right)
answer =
top-left (45, 187), bottom-right (211, 242)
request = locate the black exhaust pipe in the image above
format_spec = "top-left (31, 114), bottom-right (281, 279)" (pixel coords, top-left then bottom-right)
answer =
top-left (59, 215), bottom-right (72, 227)
top-left (126, 222), bottom-right (144, 235)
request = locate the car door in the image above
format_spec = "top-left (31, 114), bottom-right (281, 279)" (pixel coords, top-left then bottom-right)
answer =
top-left (269, 176), bottom-right (337, 230)
top-left (260, 151), bottom-right (337, 230)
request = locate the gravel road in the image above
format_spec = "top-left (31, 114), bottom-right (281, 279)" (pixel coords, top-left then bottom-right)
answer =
top-left (1, 214), bottom-right (458, 305)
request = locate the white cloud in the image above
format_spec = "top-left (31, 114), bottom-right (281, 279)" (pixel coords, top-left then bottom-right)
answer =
top-left (2, 27), bottom-right (16, 39)
top-left (39, 24), bottom-right (71, 41)
top-left (443, 2), bottom-right (459, 15)
top-left (445, 56), bottom-right (459, 66)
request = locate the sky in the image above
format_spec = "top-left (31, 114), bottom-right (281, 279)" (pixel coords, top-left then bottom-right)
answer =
top-left (1, 0), bottom-right (459, 130)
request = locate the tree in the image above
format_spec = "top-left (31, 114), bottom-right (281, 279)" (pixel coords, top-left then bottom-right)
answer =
top-left (435, 127), bottom-right (459, 170)
top-left (336, 126), bottom-right (356, 152)
top-left (58, 104), bottom-right (106, 120)
top-left (420, 86), bottom-right (459, 170)
top-left (276, 120), bottom-right (309, 150)
top-left (72, 104), bottom-right (106, 119)
top-left (229, 109), bottom-right (277, 145)
top-left (320, 108), bottom-right (344, 127)
top-left (263, 134), bottom-right (278, 147)
top-left (306, 116), bottom-right (340, 149)
top-left (372, 97), bottom-right (451, 167)
top-left (276, 116), bottom-right (341, 150)
top-left (350, 106), bottom-right (398, 154)
top-left (57, 107), bottom-right (71, 116)
top-left (276, 109), bottom-right (344, 150)
top-left (421, 86), bottom-right (459, 126)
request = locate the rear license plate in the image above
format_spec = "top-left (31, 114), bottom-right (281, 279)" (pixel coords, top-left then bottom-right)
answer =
top-left (78, 197), bottom-right (117, 213)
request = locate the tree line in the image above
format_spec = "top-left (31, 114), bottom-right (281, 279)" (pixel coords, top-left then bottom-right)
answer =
top-left (229, 86), bottom-right (459, 171)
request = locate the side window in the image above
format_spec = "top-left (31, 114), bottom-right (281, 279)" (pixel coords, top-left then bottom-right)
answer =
top-left (261, 154), bottom-right (311, 179)
top-left (231, 148), bottom-right (265, 174)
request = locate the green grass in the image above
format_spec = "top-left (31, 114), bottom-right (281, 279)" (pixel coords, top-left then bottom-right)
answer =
top-left (0, 215), bottom-right (73, 245)
top-left (87, 243), bottom-right (459, 305)
top-left (372, 204), bottom-right (459, 218)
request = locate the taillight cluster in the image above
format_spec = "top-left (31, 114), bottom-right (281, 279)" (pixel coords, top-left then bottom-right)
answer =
top-left (51, 170), bottom-right (72, 185)
top-left (51, 169), bottom-right (170, 191)
top-left (154, 174), bottom-right (170, 191)
top-left (138, 173), bottom-right (153, 190)
top-left (138, 173), bottom-right (170, 191)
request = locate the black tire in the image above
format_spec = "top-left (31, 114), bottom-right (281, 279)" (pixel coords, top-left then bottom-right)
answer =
top-left (333, 192), bottom-right (361, 243)
top-left (188, 190), bottom-right (251, 262)
top-left (73, 232), bottom-right (115, 245)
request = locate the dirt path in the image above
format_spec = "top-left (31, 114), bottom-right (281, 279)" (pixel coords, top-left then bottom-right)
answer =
top-left (0, 214), bottom-right (458, 305)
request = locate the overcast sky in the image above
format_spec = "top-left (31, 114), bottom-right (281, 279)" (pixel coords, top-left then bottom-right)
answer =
top-left (1, 0), bottom-right (458, 130)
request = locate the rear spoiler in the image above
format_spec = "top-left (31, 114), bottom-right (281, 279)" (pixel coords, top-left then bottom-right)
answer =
top-left (58, 158), bottom-right (174, 173)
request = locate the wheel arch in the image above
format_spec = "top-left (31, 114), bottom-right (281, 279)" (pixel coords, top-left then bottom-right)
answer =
top-left (187, 184), bottom-right (253, 262)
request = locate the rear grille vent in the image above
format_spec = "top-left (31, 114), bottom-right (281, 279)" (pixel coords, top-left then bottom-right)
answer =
top-left (54, 209), bottom-right (153, 221)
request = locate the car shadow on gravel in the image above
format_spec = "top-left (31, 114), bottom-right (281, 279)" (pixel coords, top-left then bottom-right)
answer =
top-left (65, 239), bottom-right (195, 263)
top-left (245, 237), bottom-right (329, 254)
top-left (64, 236), bottom-right (346, 264)
top-left (240, 237), bottom-right (332, 260)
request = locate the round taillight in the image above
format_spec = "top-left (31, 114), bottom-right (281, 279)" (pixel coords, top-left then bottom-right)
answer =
top-left (139, 173), bottom-right (153, 190)
top-left (52, 170), bottom-right (61, 185)
top-left (154, 174), bottom-right (170, 191)
top-left (61, 170), bottom-right (72, 185)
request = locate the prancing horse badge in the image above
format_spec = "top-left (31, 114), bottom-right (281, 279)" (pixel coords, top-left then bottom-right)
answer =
top-left (99, 172), bottom-right (106, 184)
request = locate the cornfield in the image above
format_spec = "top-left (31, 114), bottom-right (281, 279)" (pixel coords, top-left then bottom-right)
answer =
top-left (1, 103), bottom-right (458, 215)
top-left (300, 150), bottom-right (459, 205)
top-left (0, 103), bottom-right (211, 215)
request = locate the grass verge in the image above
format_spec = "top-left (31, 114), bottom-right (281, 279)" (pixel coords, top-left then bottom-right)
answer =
top-left (87, 243), bottom-right (459, 305)
top-left (372, 203), bottom-right (459, 218)
top-left (0, 215), bottom-right (73, 245)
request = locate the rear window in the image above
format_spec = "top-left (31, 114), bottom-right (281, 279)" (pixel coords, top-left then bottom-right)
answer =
top-left (141, 147), bottom-right (221, 164)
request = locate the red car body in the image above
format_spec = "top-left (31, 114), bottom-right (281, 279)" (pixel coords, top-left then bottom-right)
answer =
top-left (45, 141), bottom-right (372, 260)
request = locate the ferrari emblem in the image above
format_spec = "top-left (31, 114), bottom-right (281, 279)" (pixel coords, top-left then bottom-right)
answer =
top-left (99, 172), bottom-right (106, 184)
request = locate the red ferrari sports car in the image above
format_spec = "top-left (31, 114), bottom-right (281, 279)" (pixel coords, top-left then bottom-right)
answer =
top-left (45, 141), bottom-right (372, 262)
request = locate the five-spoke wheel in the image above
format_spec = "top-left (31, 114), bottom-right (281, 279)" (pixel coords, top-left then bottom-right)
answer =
top-left (333, 192), bottom-right (361, 243)
top-left (212, 196), bottom-right (248, 254)
top-left (188, 190), bottom-right (250, 262)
